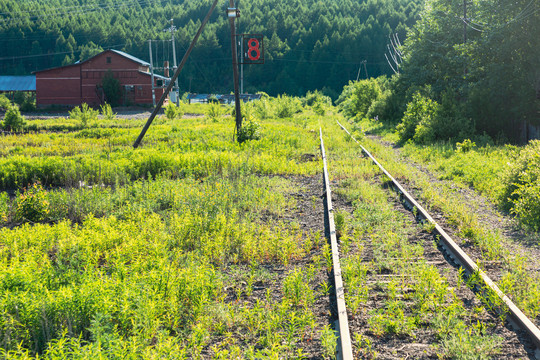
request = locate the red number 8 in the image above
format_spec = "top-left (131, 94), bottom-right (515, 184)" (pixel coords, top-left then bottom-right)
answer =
top-left (247, 38), bottom-right (260, 61)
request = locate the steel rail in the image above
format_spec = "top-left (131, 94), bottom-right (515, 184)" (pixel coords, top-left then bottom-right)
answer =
top-left (319, 128), bottom-right (354, 360)
top-left (337, 120), bottom-right (540, 354)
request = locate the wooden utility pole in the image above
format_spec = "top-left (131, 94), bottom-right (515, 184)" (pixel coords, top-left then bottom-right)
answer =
top-left (133, 0), bottom-right (219, 148)
top-left (228, 0), bottom-right (242, 138)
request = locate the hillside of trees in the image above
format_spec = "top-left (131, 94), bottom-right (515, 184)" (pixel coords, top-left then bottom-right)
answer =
top-left (337, 0), bottom-right (539, 143)
top-left (0, 0), bottom-right (424, 99)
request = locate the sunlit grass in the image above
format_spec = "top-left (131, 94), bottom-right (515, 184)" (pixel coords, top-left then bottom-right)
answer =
top-left (0, 103), bottom-right (333, 358)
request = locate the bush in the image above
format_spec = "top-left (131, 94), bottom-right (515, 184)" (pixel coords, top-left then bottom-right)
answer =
top-left (396, 90), bottom-right (476, 144)
top-left (14, 183), bottom-right (50, 223)
top-left (100, 103), bottom-right (116, 121)
top-left (301, 90), bottom-right (331, 116)
top-left (69, 103), bottom-right (98, 127)
top-left (313, 101), bottom-right (326, 115)
top-left (302, 90), bottom-right (332, 107)
top-left (165, 102), bottom-right (183, 121)
top-left (254, 99), bottom-right (273, 119)
top-left (237, 119), bottom-right (261, 143)
top-left (396, 93), bottom-right (439, 144)
top-left (2, 105), bottom-right (26, 132)
top-left (206, 102), bottom-right (222, 122)
top-left (337, 79), bottom-right (382, 120)
top-left (501, 140), bottom-right (540, 230)
top-left (456, 139), bottom-right (476, 153)
top-left (13, 92), bottom-right (36, 112)
top-left (275, 95), bottom-right (302, 118)
top-left (0, 94), bottom-right (12, 110)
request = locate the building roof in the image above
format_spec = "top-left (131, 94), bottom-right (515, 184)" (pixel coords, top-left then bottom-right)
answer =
top-left (109, 49), bottom-right (150, 67)
top-left (34, 49), bottom-right (151, 74)
top-left (0, 76), bottom-right (36, 91)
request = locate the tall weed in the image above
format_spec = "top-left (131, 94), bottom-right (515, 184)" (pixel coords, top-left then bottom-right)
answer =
top-left (69, 103), bottom-right (98, 128)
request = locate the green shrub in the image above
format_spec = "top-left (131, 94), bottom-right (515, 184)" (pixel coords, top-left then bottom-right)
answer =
top-left (253, 99), bottom-right (273, 119)
top-left (456, 139), bottom-right (476, 153)
top-left (69, 103), bottom-right (99, 127)
top-left (100, 103), bottom-right (116, 121)
top-left (366, 89), bottom-right (405, 124)
top-left (13, 92), bottom-right (36, 112)
top-left (427, 91), bottom-right (475, 142)
top-left (313, 101), bottom-right (326, 115)
top-left (501, 140), bottom-right (540, 230)
top-left (303, 91), bottom-right (331, 116)
top-left (337, 79), bottom-right (382, 120)
top-left (275, 95), bottom-right (302, 118)
top-left (396, 93), bottom-right (439, 144)
top-left (302, 90), bottom-right (332, 107)
top-left (206, 102), bottom-right (222, 122)
top-left (2, 105), bottom-right (26, 132)
top-left (0, 94), bottom-right (12, 110)
top-left (237, 119), bottom-right (261, 143)
top-left (164, 102), bottom-right (184, 121)
top-left (14, 183), bottom-right (50, 223)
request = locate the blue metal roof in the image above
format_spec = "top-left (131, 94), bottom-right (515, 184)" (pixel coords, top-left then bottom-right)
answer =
top-left (110, 49), bottom-right (150, 67)
top-left (0, 76), bottom-right (36, 92)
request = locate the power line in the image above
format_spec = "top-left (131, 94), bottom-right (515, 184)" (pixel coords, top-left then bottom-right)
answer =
top-left (0, 0), bottom-right (157, 23)
top-left (0, 43), bottom-right (126, 62)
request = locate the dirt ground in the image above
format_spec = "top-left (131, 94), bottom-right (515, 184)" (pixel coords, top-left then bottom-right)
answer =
top-left (16, 106), bottom-right (204, 120)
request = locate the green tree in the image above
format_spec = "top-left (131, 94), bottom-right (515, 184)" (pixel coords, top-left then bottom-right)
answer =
top-left (338, 79), bottom-right (382, 120)
top-left (2, 105), bottom-right (26, 132)
top-left (101, 71), bottom-right (121, 107)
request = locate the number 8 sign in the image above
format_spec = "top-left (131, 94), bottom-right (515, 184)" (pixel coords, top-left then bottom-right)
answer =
top-left (240, 34), bottom-right (264, 64)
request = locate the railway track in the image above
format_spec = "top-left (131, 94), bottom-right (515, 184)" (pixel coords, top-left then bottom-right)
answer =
top-left (318, 123), bottom-right (540, 359)
top-left (320, 128), bottom-right (354, 360)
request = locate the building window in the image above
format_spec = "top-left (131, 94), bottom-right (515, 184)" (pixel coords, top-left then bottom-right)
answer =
top-left (156, 79), bottom-right (163, 87)
top-left (106, 57), bottom-right (111, 64)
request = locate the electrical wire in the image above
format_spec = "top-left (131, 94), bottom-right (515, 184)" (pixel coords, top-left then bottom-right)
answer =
top-left (0, 43), bottom-right (126, 61)
top-left (0, 0), bottom-right (158, 23)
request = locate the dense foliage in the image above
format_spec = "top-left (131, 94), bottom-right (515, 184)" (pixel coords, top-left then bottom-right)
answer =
top-left (396, 0), bottom-right (539, 142)
top-left (501, 140), bottom-right (540, 230)
top-left (338, 0), bottom-right (539, 143)
top-left (0, 0), bottom-right (423, 98)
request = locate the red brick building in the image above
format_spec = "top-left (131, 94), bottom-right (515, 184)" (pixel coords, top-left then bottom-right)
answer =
top-left (34, 49), bottom-right (168, 107)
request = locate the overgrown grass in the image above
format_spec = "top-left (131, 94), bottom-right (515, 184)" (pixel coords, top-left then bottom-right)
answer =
top-left (0, 101), bottom-right (337, 358)
top-left (323, 129), bottom-right (505, 357)
top-left (332, 120), bottom-right (540, 330)
top-left (0, 115), bottom-right (322, 190)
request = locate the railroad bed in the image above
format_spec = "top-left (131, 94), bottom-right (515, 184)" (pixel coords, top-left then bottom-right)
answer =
top-left (319, 123), bottom-right (540, 359)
